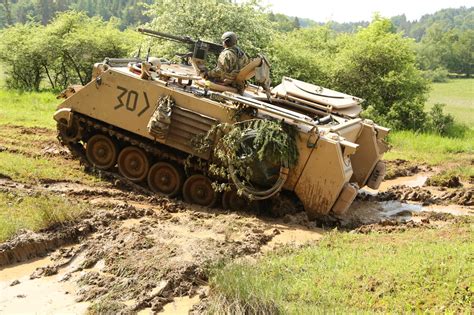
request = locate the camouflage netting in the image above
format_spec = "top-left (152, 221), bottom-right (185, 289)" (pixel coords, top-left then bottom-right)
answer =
top-left (192, 119), bottom-right (299, 194)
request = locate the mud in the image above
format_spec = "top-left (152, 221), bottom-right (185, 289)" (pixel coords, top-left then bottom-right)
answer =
top-left (352, 211), bottom-right (472, 234)
top-left (384, 159), bottom-right (429, 180)
top-left (0, 225), bottom-right (92, 267)
top-left (0, 191), bottom-right (312, 313)
top-left (426, 175), bottom-right (463, 188)
top-left (359, 184), bottom-right (473, 206)
top-left (0, 203), bottom-right (153, 267)
top-left (70, 207), bottom-right (282, 313)
top-left (0, 177), bottom-right (151, 204)
top-left (0, 245), bottom-right (90, 314)
top-left (1, 164), bottom-right (472, 313)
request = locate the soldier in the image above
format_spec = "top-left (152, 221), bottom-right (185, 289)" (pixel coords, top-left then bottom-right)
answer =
top-left (202, 32), bottom-right (249, 84)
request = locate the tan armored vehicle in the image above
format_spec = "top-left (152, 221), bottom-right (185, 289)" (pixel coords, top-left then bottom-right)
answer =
top-left (54, 29), bottom-right (389, 219)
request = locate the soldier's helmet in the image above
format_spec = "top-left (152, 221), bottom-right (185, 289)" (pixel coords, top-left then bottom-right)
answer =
top-left (221, 32), bottom-right (237, 47)
top-left (148, 57), bottom-right (161, 70)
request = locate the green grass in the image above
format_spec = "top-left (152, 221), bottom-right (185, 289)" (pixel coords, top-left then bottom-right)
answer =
top-left (0, 191), bottom-right (87, 242)
top-left (385, 129), bottom-right (473, 165)
top-left (0, 151), bottom-right (100, 184)
top-left (384, 79), bottom-right (474, 178)
top-left (0, 89), bottom-right (59, 128)
top-left (0, 125), bottom-right (102, 185)
top-left (209, 222), bottom-right (474, 313)
top-left (427, 79), bottom-right (474, 125)
top-left (426, 166), bottom-right (474, 186)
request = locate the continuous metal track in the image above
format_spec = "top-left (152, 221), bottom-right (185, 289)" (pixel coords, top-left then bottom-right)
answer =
top-left (57, 112), bottom-right (301, 215)
top-left (56, 113), bottom-right (197, 197)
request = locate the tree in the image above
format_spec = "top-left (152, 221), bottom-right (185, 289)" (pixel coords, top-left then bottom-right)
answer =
top-left (293, 17), bottom-right (300, 30)
top-left (268, 13), bottom-right (300, 32)
top-left (0, 23), bottom-right (47, 90)
top-left (38, 0), bottom-right (52, 25)
top-left (444, 29), bottom-right (473, 76)
top-left (417, 23), bottom-right (473, 76)
top-left (1, 0), bottom-right (13, 26)
top-left (0, 11), bottom-right (139, 90)
top-left (144, 0), bottom-right (272, 58)
top-left (330, 17), bottom-right (428, 130)
top-left (268, 26), bottom-right (335, 85)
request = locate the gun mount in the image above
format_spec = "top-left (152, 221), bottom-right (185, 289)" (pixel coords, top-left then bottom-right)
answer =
top-left (138, 28), bottom-right (223, 64)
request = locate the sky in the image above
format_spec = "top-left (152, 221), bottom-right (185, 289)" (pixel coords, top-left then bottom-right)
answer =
top-left (261, 0), bottom-right (472, 22)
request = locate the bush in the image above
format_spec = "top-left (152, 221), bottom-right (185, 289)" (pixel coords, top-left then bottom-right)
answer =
top-left (267, 26), bottom-right (334, 85)
top-left (421, 67), bottom-right (449, 82)
top-left (427, 103), bottom-right (455, 136)
top-left (268, 17), bottom-right (430, 131)
top-left (330, 18), bottom-right (429, 130)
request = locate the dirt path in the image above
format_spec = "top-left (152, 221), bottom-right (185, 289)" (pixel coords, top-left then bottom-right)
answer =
top-left (0, 163), bottom-right (472, 313)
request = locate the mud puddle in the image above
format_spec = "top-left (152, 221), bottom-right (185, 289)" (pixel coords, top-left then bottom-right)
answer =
top-left (350, 170), bottom-right (472, 226)
top-left (0, 247), bottom-right (89, 314)
top-left (364, 173), bottom-right (429, 194)
top-left (0, 257), bottom-right (52, 282)
top-left (161, 295), bottom-right (201, 314)
top-left (262, 223), bottom-right (324, 252)
top-left (344, 200), bottom-right (472, 226)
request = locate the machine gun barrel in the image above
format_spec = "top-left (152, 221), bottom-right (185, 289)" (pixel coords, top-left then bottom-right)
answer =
top-left (137, 28), bottom-right (224, 56)
top-left (137, 28), bottom-right (195, 45)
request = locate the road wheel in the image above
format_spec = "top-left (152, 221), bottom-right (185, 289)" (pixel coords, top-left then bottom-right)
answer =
top-left (182, 174), bottom-right (217, 207)
top-left (222, 189), bottom-right (248, 211)
top-left (57, 118), bottom-right (82, 143)
top-left (147, 162), bottom-right (184, 197)
top-left (86, 134), bottom-right (117, 170)
top-left (118, 146), bottom-right (149, 182)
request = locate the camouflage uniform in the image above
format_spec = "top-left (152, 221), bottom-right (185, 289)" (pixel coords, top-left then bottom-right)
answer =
top-left (207, 46), bottom-right (249, 82)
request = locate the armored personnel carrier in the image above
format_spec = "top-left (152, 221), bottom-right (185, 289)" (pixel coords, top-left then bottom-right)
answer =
top-left (54, 29), bottom-right (389, 219)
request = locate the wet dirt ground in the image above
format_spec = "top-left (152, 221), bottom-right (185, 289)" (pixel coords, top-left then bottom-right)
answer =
top-left (0, 159), bottom-right (472, 314)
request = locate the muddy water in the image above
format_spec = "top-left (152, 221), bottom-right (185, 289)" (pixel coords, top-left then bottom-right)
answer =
top-left (346, 198), bottom-right (472, 225)
top-left (364, 174), bottom-right (429, 194)
top-left (160, 295), bottom-right (201, 314)
top-left (0, 257), bottom-right (52, 282)
top-left (0, 251), bottom-right (89, 314)
top-left (356, 172), bottom-right (472, 223)
top-left (263, 224), bottom-right (324, 251)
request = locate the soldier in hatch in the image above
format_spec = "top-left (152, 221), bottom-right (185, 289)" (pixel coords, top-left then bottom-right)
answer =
top-left (202, 32), bottom-right (249, 84)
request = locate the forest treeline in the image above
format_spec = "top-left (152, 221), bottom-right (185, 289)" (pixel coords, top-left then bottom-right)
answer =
top-left (0, 0), bottom-right (154, 29)
top-left (0, 0), bottom-right (471, 134)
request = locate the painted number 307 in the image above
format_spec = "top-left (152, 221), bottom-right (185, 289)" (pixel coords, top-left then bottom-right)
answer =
top-left (114, 86), bottom-right (150, 117)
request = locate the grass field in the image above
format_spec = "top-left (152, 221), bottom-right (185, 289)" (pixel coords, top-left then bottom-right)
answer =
top-left (427, 79), bottom-right (474, 125)
top-left (385, 129), bottom-right (473, 166)
top-left (0, 80), bottom-right (99, 241)
top-left (0, 191), bottom-right (87, 242)
top-left (386, 79), bottom-right (473, 179)
top-left (209, 220), bottom-right (474, 313)
top-left (0, 90), bottom-right (60, 128)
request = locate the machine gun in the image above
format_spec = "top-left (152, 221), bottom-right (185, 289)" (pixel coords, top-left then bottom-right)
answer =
top-left (137, 28), bottom-right (223, 64)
